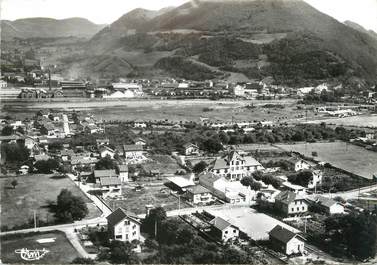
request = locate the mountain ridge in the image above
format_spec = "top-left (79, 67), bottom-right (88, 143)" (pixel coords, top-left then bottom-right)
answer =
top-left (1, 17), bottom-right (106, 40)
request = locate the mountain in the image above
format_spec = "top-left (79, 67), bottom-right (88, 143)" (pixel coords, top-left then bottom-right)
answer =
top-left (62, 0), bottom-right (377, 86)
top-left (344, 20), bottom-right (377, 41)
top-left (1, 17), bottom-right (105, 40)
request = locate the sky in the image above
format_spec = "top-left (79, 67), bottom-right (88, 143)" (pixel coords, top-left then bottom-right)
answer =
top-left (1, 0), bottom-right (377, 32)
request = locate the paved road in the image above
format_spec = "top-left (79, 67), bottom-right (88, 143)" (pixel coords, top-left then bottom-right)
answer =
top-left (66, 173), bottom-right (112, 217)
top-left (322, 184), bottom-right (377, 200)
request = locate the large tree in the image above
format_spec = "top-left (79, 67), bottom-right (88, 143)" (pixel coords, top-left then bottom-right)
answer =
top-left (98, 241), bottom-right (139, 264)
top-left (55, 189), bottom-right (88, 222)
top-left (141, 207), bottom-right (167, 236)
top-left (1, 126), bottom-right (13, 136)
top-left (95, 156), bottom-right (115, 170)
top-left (325, 213), bottom-right (377, 260)
top-left (34, 159), bottom-right (59, 174)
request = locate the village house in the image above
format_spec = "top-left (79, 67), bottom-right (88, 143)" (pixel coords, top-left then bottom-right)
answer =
top-left (134, 138), bottom-right (147, 146)
top-left (274, 191), bottom-right (309, 216)
top-left (94, 169), bottom-right (118, 182)
top-left (118, 164), bottom-right (129, 182)
top-left (199, 172), bottom-right (256, 204)
top-left (106, 208), bottom-right (141, 242)
top-left (183, 143), bottom-right (200, 156)
top-left (99, 146), bottom-right (116, 159)
top-left (186, 185), bottom-right (213, 205)
top-left (308, 170), bottom-right (322, 189)
top-left (134, 122), bottom-right (147, 128)
top-left (209, 216), bottom-right (240, 243)
top-left (269, 225), bottom-right (305, 255)
top-left (210, 151), bottom-right (264, 181)
top-left (308, 195), bottom-right (345, 215)
top-left (96, 138), bottom-right (110, 147)
top-left (100, 177), bottom-right (122, 197)
top-left (123, 144), bottom-right (145, 161)
top-left (286, 158), bottom-right (311, 172)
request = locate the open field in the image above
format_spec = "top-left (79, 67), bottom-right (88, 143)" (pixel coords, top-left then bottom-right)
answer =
top-left (106, 184), bottom-right (190, 215)
top-left (0, 231), bottom-right (80, 264)
top-left (0, 174), bottom-right (101, 229)
top-left (1, 98), bottom-right (311, 123)
top-left (142, 155), bottom-right (182, 175)
top-left (206, 207), bottom-right (299, 240)
top-left (276, 141), bottom-right (377, 179)
top-left (306, 114), bottom-right (377, 128)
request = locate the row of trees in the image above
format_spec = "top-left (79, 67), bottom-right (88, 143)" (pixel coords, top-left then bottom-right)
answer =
top-left (324, 212), bottom-right (377, 260)
top-left (139, 207), bottom-right (263, 264)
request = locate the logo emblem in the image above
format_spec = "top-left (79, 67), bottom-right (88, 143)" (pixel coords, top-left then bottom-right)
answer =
top-left (15, 248), bottom-right (49, 261)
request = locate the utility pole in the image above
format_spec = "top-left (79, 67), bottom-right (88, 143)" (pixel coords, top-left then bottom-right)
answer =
top-left (48, 68), bottom-right (51, 91)
top-left (34, 210), bottom-right (37, 230)
top-left (154, 220), bottom-right (157, 238)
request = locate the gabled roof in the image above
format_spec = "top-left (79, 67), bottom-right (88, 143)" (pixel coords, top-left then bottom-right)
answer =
top-left (183, 143), bottom-right (198, 149)
top-left (188, 185), bottom-right (210, 194)
top-left (34, 154), bottom-right (51, 161)
top-left (312, 195), bottom-right (338, 208)
top-left (286, 157), bottom-right (308, 165)
top-left (118, 164), bottom-right (128, 172)
top-left (244, 156), bottom-right (262, 167)
top-left (275, 191), bottom-right (302, 204)
top-left (99, 145), bottom-right (115, 153)
top-left (199, 172), bottom-right (221, 185)
top-left (269, 225), bottom-right (304, 244)
top-left (107, 207), bottom-right (140, 225)
top-left (94, 169), bottom-right (117, 178)
top-left (212, 157), bottom-right (228, 170)
top-left (210, 217), bottom-right (236, 231)
top-left (123, 144), bottom-right (143, 152)
top-left (100, 177), bottom-right (121, 186)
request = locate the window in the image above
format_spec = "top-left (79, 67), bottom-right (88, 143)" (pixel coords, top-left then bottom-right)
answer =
top-left (302, 207), bottom-right (305, 210)
top-left (115, 235), bottom-right (122, 239)
top-left (133, 225), bottom-right (136, 229)
top-left (297, 207), bottom-right (299, 211)
top-left (125, 234), bottom-right (128, 240)
top-left (225, 231), bottom-right (228, 234)
top-left (124, 220), bottom-right (130, 225)
top-left (291, 208), bottom-right (294, 212)
top-left (132, 231), bottom-right (136, 236)
top-left (233, 229), bottom-right (237, 233)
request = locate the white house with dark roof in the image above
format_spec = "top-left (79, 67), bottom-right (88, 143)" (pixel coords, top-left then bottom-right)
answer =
top-left (210, 216), bottom-right (239, 242)
top-left (183, 143), bottom-right (200, 156)
top-left (118, 164), bottom-right (129, 182)
top-left (286, 158), bottom-right (311, 172)
top-left (186, 185), bottom-right (213, 204)
top-left (134, 138), bottom-right (146, 146)
top-left (308, 195), bottom-right (345, 215)
top-left (269, 225), bottom-right (305, 255)
top-left (100, 177), bottom-right (122, 197)
top-left (274, 191), bottom-right (308, 216)
top-left (123, 144), bottom-right (145, 161)
top-left (210, 150), bottom-right (264, 181)
top-left (106, 208), bottom-right (141, 242)
top-left (199, 172), bottom-right (256, 204)
top-left (94, 169), bottom-right (118, 182)
top-left (99, 145), bottom-right (115, 159)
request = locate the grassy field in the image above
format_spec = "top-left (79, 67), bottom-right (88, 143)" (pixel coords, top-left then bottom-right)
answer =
top-left (306, 114), bottom-right (377, 128)
top-left (0, 174), bottom-right (101, 229)
top-left (1, 98), bottom-right (309, 123)
top-left (142, 155), bottom-right (182, 175)
top-left (0, 231), bottom-right (80, 264)
top-left (106, 184), bottom-right (190, 215)
top-left (276, 141), bottom-right (377, 179)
